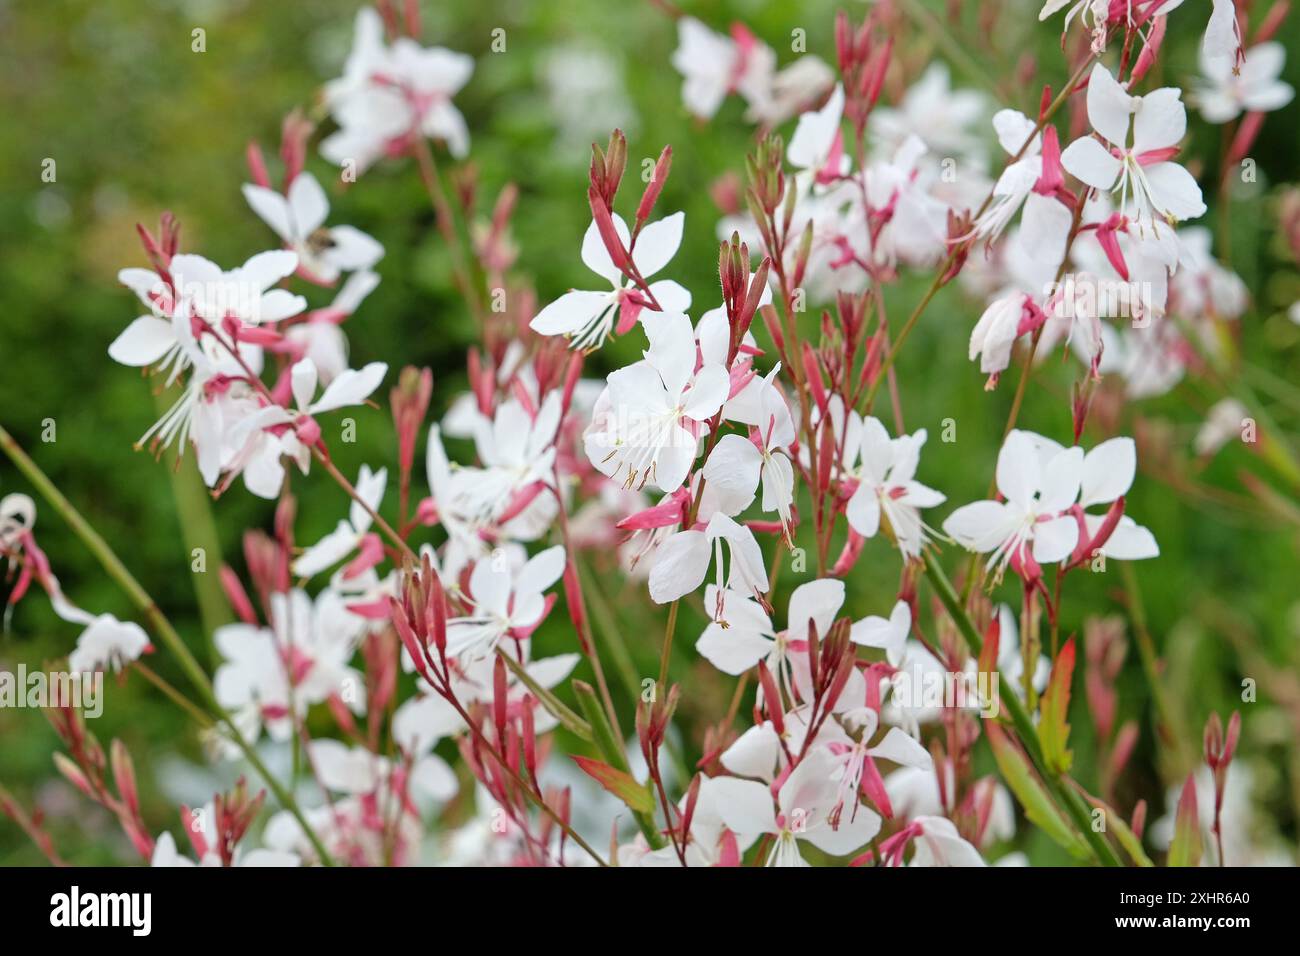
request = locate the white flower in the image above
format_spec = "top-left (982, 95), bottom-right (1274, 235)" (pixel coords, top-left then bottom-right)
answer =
top-left (285, 271), bottom-right (380, 385)
top-left (942, 429), bottom-right (1083, 578)
top-left (1062, 64), bottom-right (1206, 230)
top-left (625, 775), bottom-right (761, 867)
top-left (1203, 0), bottom-right (1243, 75)
top-left (971, 110), bottom-right (1045, 242)
top-left (849, 599), bottom-right (912, 662)
top-left (1195, 398), bottom-right (1250, 457)
top-left (842, 414), bottom-right (945, 559)
top-left (321, 8), bottom-right (474, 172)
top-left (1075, 437), bottom-right (1159, 560)
top-left (0, 492), bottom-right (35, 549)
top-left (1197, 41), bottom-right (1294, 123)
top-left (710, 747), bottom-right (882, 866)
top-left (444, 546), bottom-right (566, 662)
top-left (787, 84), bottom-right (845, 179)
top-left (907, 816), bottom-right (988, 866)
top-left (1039, 1), bottom-right (1184, 54)
top-left (110, 252), bottom-right (299, 378)
top-left (671, 17), bottom-right (775, 120)
top-left (212, 588), bottom-right (367, 747)
top-left (696, 578), bottom-right (835, 676)
top-left (237, 358), bottom-right (387, 440)
top-left (529, 212), bottom-right (690, 350)
top-left (150, 828), bottom-right (299, 868)
top-left (68, 614), bottom-right (151, 674)
top-left (243, 172), bottom-right (384, 284)
top-left (584, 312), bottom-right (728, 494)
top-left (870, 63), bottom-right (987, 161)
top-left (1172, 228), bottom-right (1247, 321)
top-left (647, 512), bottom-right (767, 606)
top-left (463, 392), bottom-right (563, 539)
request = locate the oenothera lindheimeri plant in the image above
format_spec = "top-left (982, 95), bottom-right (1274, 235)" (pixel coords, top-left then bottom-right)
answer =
top-left (1, 0), bottom-right (1296, 866)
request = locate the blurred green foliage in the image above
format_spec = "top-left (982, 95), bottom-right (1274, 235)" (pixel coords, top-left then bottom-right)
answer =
top-left (1, 0), bottom-right (1299, 865)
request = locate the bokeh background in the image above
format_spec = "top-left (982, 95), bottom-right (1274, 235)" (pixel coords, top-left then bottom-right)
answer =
top-left (2, 0), bottom-right (1299, 864)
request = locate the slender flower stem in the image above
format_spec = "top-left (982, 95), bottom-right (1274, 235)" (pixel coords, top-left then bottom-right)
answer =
top-left (413, 137), bottom-right (487, 324)
top-left (922, 549), bottom-right (1123, 866)
top-left (131, 661), bottom-right (214, 729)
top-left (312, 448), bottom-right (416, 560)
top-left (1119, 562), bottom-right (1188, 766)
top-left (0, 423), bottom-right (337, 866)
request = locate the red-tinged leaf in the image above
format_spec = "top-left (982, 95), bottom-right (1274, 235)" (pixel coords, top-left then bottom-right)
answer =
top-left (571, 756), bottom-right (654, 815)
top-left (986, 724), bottom-right (1090, 860)
top-left (1038, 637), bottom-right (1075, 775)
top-left (1168, 773), bottom-right (1203, 867)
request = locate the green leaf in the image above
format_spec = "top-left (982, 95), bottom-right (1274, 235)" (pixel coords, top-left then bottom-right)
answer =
top-left (1086, 796), bottom-right (1154, 867)
top-left (496, 651), bottom-right (592, 742)
top-left (1038, 637), bottom-right (1075, 775)
top-left (572, 680), bottom-right (629, 772)
top-left (571, 756), bottom-right (654, 815)
top-left (1168, 774), bottom-right (1203, 868)
top-left (987, 724), bottom-right (1090, 860)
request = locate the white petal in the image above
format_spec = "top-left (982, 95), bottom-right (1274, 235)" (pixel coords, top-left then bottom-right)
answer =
top-left (696, 623), bottom-right (773, 675)
top-left (631, 211), bottom-right (684, 278)
top-left (291, 358), bottom-right (319, 412)
top-left (1061, 137), bottom-right (1122, 191)
top-left (1037, 445), bottom-right (1083, 513)
top-left (529, 290), bottom-right (612, 337)
top-left (683, 364), bottom-right (730, 422)
top-left (720, 723), bottom-right (780, 779)
top-left (996, 431), bottom-right (1041, 510)
top-left (647, 529), bottom-right (710, 604)
top-left (291, 521), bottom-right (357, 577)
top-left (242, 184), bottom-right (295, 242)
top-left (708, 777), bottom-right (777, 835)
top-left (1143, 162), bottom-right (1207, 221)
top-left (845, 482), bottom-right (881, 538)
top-left (702, 435), bottom-right (762, 504)
top-left (517, 545), bottom-right (566, 596)
top-left (1085, 63), bottom-right (1135, 147)
top-left (1132, 88), bottom-right (1187, 154)
top-left (1080, 437), bottom-right (1136, 507)
top-left (108, 316), bottom-right (174, 366)
top-left (943, 501), bottom-right (1015, 553)
top-left (310, 361), bottom-right (387, 413)
top-left (1032, 514), bottom-right (1078, 564)
top-left (787, 578), bottom-right (845, 642)
top-left (288, 173), bottom-right (330, 235)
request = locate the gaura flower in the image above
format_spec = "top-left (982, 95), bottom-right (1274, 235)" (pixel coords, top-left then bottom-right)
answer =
top-left (584, 311), bottom-right (728, 494)
top-left (710, 747), bottom-right (882, 867)
top-left (242, 171), bottom-right (384, 285)
top-left (942, 429), bottom-right (1084, 580)
top-left (841, 413), bottom-right (945, 559)
top-left (443, 546), bottom-right (566, 662)
top-left (1196, 41), bottom-right (1294, 124)
top-left (530, 212), bottom-right (690, 350)
top-left (1060, 63), bottom-right (1206, 231)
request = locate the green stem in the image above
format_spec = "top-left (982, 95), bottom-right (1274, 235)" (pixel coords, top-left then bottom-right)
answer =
top-left (1119, 563), bottom-right (1188, 768)
top-left (0, 423), bottom-right (336, 866)
top-left (152, 385), bottom-right (232, 664)
top-left (922, 550), bottom-right (1123, 866)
